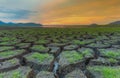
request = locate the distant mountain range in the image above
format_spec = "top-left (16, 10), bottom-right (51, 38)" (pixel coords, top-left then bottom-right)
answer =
top-left (109, 21), bottom-right (120, 25)
top-left (0, 21), bottom-right (42, 27)
top-left (90, 21), bottom-right (120, 27)
top-left (0, 20), bottom-right (120, 27)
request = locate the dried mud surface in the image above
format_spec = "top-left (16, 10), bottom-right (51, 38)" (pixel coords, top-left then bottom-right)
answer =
top-left (0, 28), bottom-right (120, 78)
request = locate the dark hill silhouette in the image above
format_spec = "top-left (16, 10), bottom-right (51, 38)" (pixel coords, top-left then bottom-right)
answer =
top-left (109, 21), bottom-right (120, 25)
top-left (90, 23), bottom-right (98, 27)
top-left (0, 21), bottom-right (42, 27)
top-left (0, 21), bottom-right (5, 25)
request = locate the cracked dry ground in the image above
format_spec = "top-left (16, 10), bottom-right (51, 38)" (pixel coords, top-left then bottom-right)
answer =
top-left (0, 27), bottom-right (120, 78)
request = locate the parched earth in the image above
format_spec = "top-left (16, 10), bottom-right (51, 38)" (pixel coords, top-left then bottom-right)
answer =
top-left (0, 27), bottom-right (120, 78)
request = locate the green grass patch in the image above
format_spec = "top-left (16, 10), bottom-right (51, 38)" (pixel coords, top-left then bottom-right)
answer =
top-left (31, 45), bottom-right (47, 51)
top-left (88, 66), bottom-right (120, 78)
top-left (0, 50), bottom-right (25, 58)
top-left (82, 49), bottom-right (93, 58)
top-left (26, 53), bottom-right (53, 63)
top-left (0, 41), bottom-right (17, 45)
top-left (0, 46), bottom-right (14, 51)
top-left (108, 58), bottom-right (118, 63)
top-left (73, 40), bottom-right (93, 45)
top-left (62, 51), bottom-right (83, 63)
top-left (100, 49), bottom-right (120, 58)
top-left (7, 59), bottom-right (18, 64)
top-left (0, 67), bottom-right (31, 78)
top-left (73, 40), bottom-right (86, 45)
top-left (35, 40), bottom-right (48, 44)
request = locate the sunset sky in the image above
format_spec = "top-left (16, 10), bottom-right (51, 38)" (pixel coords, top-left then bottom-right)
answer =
top-left (0, 0), bottom-right (120, 25)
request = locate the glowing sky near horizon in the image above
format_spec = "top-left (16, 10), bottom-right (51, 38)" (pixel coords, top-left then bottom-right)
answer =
top-left (0, 0), bottom-right (120, 25)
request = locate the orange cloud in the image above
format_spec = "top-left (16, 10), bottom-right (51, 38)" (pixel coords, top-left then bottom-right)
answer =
top-left (31, 0), bottom-right (120, 25)
top-left (40, 16), bottom-right (120, 25)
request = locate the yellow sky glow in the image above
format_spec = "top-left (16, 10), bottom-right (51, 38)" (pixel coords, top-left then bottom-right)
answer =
top-left (31, 0), bottom-right (120, 25)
